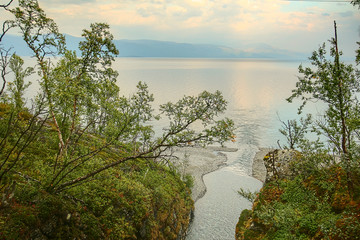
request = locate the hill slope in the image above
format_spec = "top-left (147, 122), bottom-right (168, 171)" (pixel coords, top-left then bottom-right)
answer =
top-left (1, 34), bottom-right (306, 59)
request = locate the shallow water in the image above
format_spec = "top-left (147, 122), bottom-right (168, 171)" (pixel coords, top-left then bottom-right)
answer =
top-left (23, 57), bottom-right (307, 239)
top-left (186, 107), bottom-right (271, 240)
top-left (113, 58), bottom-right (303, 239)
top-left (187, 171), bottom-right (262, 240)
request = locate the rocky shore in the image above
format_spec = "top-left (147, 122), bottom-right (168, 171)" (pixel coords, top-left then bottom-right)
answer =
top-left (252, 148), bottom-right (302, 183)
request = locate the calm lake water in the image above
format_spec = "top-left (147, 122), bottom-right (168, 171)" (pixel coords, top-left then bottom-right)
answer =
top-left (114, 58), bottom-right (305, 145)
top-left (113, 58), bottom-right (305, 240)
top-left (24, 57), bottom-right (308, 239)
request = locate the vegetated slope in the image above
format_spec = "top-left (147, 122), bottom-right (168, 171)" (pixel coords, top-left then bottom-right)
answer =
top-left (0, 106), bottom-right (194, 239)
top-left (235, 150), bottom-right (360, 240)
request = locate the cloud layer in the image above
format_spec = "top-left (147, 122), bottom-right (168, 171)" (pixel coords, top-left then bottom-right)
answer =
top-left (3, 0), bottom-right (359, 54)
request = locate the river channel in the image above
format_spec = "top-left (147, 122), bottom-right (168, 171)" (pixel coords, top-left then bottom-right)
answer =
top-left (186, 107), bottom-right (273, 240)
top-left (112, 58), bottom-right (302, 239)
top-left (23, 57), bottom-right (302, 238)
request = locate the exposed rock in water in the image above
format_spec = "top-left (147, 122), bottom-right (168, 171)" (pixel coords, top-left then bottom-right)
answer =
top-left (251, 148), bottom-right (273, 183)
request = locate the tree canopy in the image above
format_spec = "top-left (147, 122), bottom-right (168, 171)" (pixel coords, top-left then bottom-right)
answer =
top-left (0, 0), bottom-right (236, 238)
top-left (0, 0), bottom-right (235, 193)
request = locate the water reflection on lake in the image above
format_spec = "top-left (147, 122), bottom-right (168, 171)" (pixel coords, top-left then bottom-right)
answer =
top-left (114, 58), bottom-right (303, 239)
top-left (115, 58), bottom-right (299, 110)
top-left (114, 58), bottom-right (303, 141)
top-left (24, 57), bottom-right (307, 239)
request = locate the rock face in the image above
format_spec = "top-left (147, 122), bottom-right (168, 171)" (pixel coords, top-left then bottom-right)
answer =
top-left (263, 149), bottom-right (300, 182)
top-left (252, 148), bottom-right (273, 183)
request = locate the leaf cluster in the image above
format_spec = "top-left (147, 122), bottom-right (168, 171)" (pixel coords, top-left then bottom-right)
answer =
top-left (247, 13), bottom-right (360, 240)
top-left (0, 1), bottom-right (235, 238)
top-left (0, 0), bottom-right (235, 195)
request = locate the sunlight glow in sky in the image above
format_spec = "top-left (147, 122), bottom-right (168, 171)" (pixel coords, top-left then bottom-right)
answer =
top-left (2, 0), bottom-right (359, 56)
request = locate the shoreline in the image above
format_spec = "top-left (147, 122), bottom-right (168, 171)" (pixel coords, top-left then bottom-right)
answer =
top-left (172, 146), bottom-right (270, 202)
top-left (171, 146), bottom-right (238, 202)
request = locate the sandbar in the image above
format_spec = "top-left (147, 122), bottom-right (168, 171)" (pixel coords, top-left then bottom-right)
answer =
top-left (171, 146), bottom-right (237, 202)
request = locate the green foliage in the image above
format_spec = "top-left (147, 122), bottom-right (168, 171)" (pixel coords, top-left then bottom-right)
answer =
top-left (160, 90), bottom-right (235, 147)
top-left (0, 157), bottom-right (193, 239)
top-left (7, 54), bottom-right (33, 110)
top-left (0, 101), bottom-right (47, 185)
top-left (235, 209), bottom-right (254, 240)
top-left (278, 114), bottom-right (312, 150)
top-left (182, 173), bottom-right (194, 189)
top-left (0, 0), bottom-right (235, 194)
top-left (10, 0), bottom-right (66, 58)
top-left (238, 17), bottom-right (360, 240)
top-left (1, 184), bottom-right (104, 239)
top-left (0, 1), bottom-right (236, 238)
top-left (284, 22), bottom-right (360, 209)
top-left (238, 188), bottom-right (259, 203)
top-left (289, 145), bottom-right (333, 179)
top-left (236, 166), bottom-right (360, 240)
top-left (287, 39), bottom-right (359, 155)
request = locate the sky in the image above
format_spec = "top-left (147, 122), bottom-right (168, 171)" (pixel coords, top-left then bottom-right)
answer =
top-left (2, 0), bottom-right (360, 57)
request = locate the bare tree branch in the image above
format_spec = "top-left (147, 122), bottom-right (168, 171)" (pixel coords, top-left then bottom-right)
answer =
top-left (0, 0), bottom-right (15, 96)
top-left (0, 0), bottom-right (14, 42)
top-left (0, 47), bottom-right (11, 96)
top-left (0, 111), bottom-right (48, 182)
top-left (52, 109), bottom-right (222, 193)
top-left (0, 21), bottom-right (14, 42)
top-left (0, 0), bottom-right (14, 8)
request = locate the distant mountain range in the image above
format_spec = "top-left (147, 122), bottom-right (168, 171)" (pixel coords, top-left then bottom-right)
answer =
top-left (1, 34), bottom-right (307, 60)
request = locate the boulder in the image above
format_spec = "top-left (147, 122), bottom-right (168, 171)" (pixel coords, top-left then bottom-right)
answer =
top-left (263, 149), bottom-right (300, 182)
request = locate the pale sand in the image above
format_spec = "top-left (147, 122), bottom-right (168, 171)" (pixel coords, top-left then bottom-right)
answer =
top-left (171, 146), bottom-right (238, 202)
top-left (172, 146), bottom-right (270, 202)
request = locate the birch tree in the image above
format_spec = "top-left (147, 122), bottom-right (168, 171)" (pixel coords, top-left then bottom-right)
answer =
top-left (1, 0), bottom-right (236, 194)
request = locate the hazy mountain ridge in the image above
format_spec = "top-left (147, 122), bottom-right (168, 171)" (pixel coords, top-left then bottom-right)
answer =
top-left (1, 34), bottom-right (306, 59)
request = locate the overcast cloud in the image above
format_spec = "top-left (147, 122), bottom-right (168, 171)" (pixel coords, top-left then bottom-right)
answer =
top-left (1, 0), bottom-right (359, 56)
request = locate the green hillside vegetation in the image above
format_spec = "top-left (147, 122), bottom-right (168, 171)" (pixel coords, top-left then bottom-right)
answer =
top-left (236, 10), bottom-right (360, 240)
top-left (0, 1), bottom-right (235, 239)
top-left (236, 150), bottom-right (360, 240)
top-left (0, 133), bottom-right (194, 239)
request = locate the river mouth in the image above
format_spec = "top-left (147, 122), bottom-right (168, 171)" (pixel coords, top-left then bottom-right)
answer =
top-left (187, 169), bottom-right (262, 240)
top-left (185, 146), bottom-right (264, 240)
